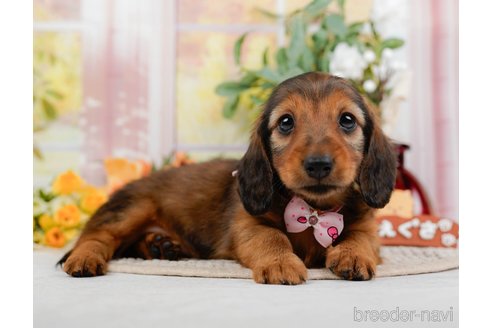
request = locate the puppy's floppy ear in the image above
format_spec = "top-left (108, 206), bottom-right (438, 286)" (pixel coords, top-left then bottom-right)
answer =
top-left (358, 105), bottom-right (397, 208)
top-left (237, 119), bottom-right (273, 216)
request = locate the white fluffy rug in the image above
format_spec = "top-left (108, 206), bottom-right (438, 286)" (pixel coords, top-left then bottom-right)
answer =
top-left (108, 246), bottom-right (458, 279)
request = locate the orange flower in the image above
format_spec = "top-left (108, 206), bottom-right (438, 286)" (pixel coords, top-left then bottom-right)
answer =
top-left (54, 204), bottom-right (81, 228)
top-left (172, 152), bottom-right (194, 167)
top-left (136, 160), bottom-right (152, 177)
top-left (44, 227), bottom-right (66, 248)
top-left (80, 188), bottom-right (108, 214)
top-left (104, 158), bottom-right (152, 194)
top-left (52, 170), bottom-right (85, 195)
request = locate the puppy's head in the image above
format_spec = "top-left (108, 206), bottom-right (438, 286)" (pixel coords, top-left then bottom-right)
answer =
top-left (237, 72), bottom-right (396, 215)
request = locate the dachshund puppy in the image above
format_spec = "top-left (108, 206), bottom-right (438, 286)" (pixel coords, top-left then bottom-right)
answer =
top-left (59, 72), bottom-right (396, 284)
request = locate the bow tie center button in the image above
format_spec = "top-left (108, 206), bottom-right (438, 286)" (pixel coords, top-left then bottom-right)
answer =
top-left (309, 216), bottom-right (318, 225)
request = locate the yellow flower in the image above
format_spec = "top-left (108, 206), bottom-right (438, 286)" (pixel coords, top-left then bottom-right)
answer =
top-left (53, 204), bottom-right (81, 228)
top-left (44, 227), bottom-right (66, 248)
top-left (80, 188), bottom-right (107, 214)
top-left (38, 214), bottom-right (54, 230)
top-left (63, 229), bottom-right (80, 243)
top-left (52, 170), bottom-right (85, 195)
top-left (33, 230), bottom-right (44, 244)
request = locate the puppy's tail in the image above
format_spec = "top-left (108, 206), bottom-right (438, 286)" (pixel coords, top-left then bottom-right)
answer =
top-left (55, 250), bottom-right (72, 268)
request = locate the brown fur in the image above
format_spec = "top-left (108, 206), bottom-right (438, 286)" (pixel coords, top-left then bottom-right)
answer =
top-left (59, 72), bottom-right (397, 284)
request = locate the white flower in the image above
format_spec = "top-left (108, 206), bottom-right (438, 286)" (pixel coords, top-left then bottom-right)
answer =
top-left (371, 0), bottom-right (407, 38)
top-left (382, 48), bottom-right (394, 61)
top-left (363, 50), bottom-right (376, 63)
top-left (33, 196), bottom-right (49, 217)
top-left (375, 53), bottom-right (406, 82)
top-left (329, 43), bottom-right (367, 80)
top-left (49, 195), bottom-right (78, 213)
top-left (363, 80), bottom-right (377, 93)
top-left (389, 60), bottom-right (406, 71)
top-left (372, 65), bottom-right (386, 79)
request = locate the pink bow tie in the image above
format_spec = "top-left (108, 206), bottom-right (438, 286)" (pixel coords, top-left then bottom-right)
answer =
top-left (284, 196), bottom-right (344, 248)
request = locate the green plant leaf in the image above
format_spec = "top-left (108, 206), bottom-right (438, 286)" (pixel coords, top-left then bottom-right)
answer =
top-left (370, 21), bottom-right (381, 39)
top-left (287, 14), bottom-right (306, 67)
top-left (33, 145), bottom-right (43, 160)
top-left (276, 48), bottom-right (289, 74)
top-left (240, 72), bottom-right (258, 85)
top-left (46, 89), bottom-right (63, 99)
top-left (312, 28), bottom-right (328, 52)
top-left (254, 7), bottom-right (282, 19)
top-left (304, 0), bottom-right (332, 17)
top-left (299, 47), bottom-right (315, 71)
top-left (318, 51), bottom-right (331, 72)
top-left (323, 14), bottom-right (347, 38)
top-left (255, 68), bottom-right (281, 83)
top-left (381, 38), bottom-right (404, 49)
top-left (39, 189), bottom-right (56, 202)
top-left (337, 0), bottom-right (346, 13)
top-left (260, 81), bottom-right (277, 89)
top-left (280, 67), bottom-right (305, 81)
top-left (234, 33), bottom-right (248, 66)
top-left (348, 21), bottom-right (364, 35)
top-left (222, 95), bottom-right (240, 119)
top-left (262, 47), bottom-right (269, 66)
top-left (42, 98), bottom-right (57, 120)
top-left (215, 81), bottom-right (250, 97)
top-left (250, 95), bottom-right (264, 106)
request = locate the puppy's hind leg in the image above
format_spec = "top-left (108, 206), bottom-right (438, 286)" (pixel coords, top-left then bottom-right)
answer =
top-left (59, 187), bottom-right (157, 277)
top-left (120, 226), bottom-right (191, 261)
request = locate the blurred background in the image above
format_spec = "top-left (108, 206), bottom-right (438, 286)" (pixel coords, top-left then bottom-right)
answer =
top-left (33, 0), bottom-right (458, 220)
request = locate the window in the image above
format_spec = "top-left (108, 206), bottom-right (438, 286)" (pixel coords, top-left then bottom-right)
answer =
top-left (33, 0), bottom-right (310, 185)
top-left (34, 0), bottom-right (83, 187)
top-left (175, 0), bottom-right (282, 160)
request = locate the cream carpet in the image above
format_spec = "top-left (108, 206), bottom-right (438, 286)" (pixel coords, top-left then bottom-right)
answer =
top-left (108, 246), bottom-right (458, 279)
top-left (35, 248), bottom-right (459, 328)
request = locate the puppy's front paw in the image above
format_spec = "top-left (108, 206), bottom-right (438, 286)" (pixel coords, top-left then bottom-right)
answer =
top-left (326, 245), bottom-right (376, 281)
top-left (63, 251), bottom-right (107, 277)
top-left (252, 253), bottom-right (307, 285)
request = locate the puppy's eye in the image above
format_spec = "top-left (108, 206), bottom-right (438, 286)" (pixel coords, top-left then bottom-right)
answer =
top-left (278, 114), bottom-right (295, 134)
top-left (339, 113), bottom-right (357, 132)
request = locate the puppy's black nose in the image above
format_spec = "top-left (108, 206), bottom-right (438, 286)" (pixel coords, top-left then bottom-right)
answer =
top-left (304, 156), bottom-right (333, 179)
